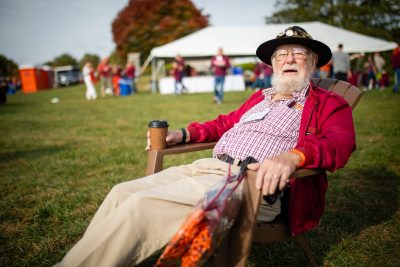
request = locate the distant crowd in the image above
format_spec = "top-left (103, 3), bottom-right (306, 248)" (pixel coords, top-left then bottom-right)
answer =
top-left (82, 57), bottom-right (137, 100)
top-left (317, 43), bottom-right (400, 93)
top-left (168, 43), bottom-right (400, 97)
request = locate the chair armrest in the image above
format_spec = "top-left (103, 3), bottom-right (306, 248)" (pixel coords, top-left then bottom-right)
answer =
top-left (146, 142), bottom-right (217, 175)
top-left (158, 142), bottom-right (217, 155)
top-left (292, 168), bottom-right (321, 178)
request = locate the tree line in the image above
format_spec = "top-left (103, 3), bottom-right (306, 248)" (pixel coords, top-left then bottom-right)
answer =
top-left (266, 0), bottom-right (399, 43)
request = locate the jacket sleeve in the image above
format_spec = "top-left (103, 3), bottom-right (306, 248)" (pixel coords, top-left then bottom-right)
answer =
top-left (296, 95), bottom-right (356, 172)
top-left (187, 90), bottom-right (264, 143)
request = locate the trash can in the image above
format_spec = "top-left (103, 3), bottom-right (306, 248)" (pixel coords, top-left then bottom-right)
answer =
top-left (119, 78), bottom-right (132, 96)
top-left (232, 67), bottom-right (243, 75)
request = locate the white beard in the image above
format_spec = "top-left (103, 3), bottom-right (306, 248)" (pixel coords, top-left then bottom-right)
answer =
top-left (271, 73), bottom-right (310, 94)
top-left (271, 61), bottom-right (314, 94)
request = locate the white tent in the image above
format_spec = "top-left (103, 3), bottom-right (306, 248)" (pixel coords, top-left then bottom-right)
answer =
top-left (150, 21), bottom-right (397, 59)
top-left (146, 21), bottom-right (397, 93)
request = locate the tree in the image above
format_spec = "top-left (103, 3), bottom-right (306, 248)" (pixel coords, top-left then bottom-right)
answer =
top-left (266, 0), bottom-right (400, 43)
top-left (0, 54), bottom-right (19, 77)
top-left (112, 0), bottom-right (209, 62)
top-left (108, 51), bottom-right (125, 66)
top-left (79, 53), bottom-right (100, 69)
top-left (52, 53), bottom-right (78, 67)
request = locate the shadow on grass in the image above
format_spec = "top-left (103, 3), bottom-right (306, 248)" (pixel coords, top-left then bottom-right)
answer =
top-left (0, 145), bottom-right (65, 162)
top-left (0, 102), bottom-right (27, 106)
top-left (248, 166), bottom-right (399, 266)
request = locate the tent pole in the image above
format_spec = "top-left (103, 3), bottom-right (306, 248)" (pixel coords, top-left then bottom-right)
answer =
top-left (157, 60), bottom-right (165, 76)
top-left (140, 55), bottom-right (152, 75)
top-left (151, 58), bottom-right (157, 93)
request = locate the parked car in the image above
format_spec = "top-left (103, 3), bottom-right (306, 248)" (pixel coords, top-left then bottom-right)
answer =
top-left (54, 65), bottom-right (82, 87)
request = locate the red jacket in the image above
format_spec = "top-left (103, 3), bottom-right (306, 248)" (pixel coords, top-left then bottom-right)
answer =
top-left (187, 82), bottom-right (356, 235)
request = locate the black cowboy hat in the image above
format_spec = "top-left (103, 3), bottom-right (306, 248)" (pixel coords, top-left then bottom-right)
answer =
top-left (256, 26), bottom-right (332, 68)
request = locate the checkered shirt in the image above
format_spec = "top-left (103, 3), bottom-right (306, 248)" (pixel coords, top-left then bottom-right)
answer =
top-left (213, 85), bottom-right (309, 162)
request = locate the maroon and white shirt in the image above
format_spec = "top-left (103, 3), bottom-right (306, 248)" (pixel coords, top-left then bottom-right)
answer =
top-left (213, 85), bottom-right (308, 162)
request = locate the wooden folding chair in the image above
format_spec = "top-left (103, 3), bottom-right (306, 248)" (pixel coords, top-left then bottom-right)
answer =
top-left (146, 79), bottom-right (362, 266)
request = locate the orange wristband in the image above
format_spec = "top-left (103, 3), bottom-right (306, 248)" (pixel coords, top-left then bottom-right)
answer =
top-left (290, 149), bottom-right (306, 167)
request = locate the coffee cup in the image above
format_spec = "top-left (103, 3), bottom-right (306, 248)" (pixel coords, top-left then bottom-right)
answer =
top-left (148, 120), bottom-right (169, 150)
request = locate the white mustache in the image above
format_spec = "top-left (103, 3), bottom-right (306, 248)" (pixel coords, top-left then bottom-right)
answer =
top-left (282, 65), bottom-right (299, 71)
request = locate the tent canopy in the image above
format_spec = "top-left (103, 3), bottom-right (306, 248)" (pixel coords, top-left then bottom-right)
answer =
top-left (150, 21), bottom-right (397, 60)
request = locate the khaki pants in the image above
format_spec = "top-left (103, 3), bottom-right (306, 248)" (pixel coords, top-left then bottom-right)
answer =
top-left (55, 158), bottom-right (280, 267)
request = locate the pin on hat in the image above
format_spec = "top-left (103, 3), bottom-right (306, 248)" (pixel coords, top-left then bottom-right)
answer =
top-left (256, 26), bottom-right (332, 68)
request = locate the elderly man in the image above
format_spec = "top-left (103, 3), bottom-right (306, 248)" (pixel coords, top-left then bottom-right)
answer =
top-left (56, 26), bottom-right (355, 267)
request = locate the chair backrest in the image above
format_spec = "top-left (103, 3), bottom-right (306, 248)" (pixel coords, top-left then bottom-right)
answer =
top-left (311, 78), bottom-right (362, 109)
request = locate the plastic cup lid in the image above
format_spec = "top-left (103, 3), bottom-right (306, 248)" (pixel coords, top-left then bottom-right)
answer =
top-left (148, 120), bottom-right (169, 128)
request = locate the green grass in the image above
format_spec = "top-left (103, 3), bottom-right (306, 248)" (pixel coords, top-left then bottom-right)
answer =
top-left (1, 83), bottom-right (399, 266)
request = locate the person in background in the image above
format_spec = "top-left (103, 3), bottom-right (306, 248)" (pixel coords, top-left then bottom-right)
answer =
top-left (332, 43), bottom-right (351, 81)
top-left (349, 53), bottom-right (365, 87)
top-left (184, 64), bottom-right (197, 77)
top-left (252, 61), bottom-right (273, 90)
top-left (373, 52), bottom-right (386, 90)
top-left (55, 26), bottom-right (356, 267)
top-left (0, 77), bottom-right (7, 105)
top-left (171, 54), bottom-right (187, 95)
top-left (251, 61), bottom-right (265, 90)
top-left (97, 57), bottom-right (112, 97)
top-left (391, 45), bottom-right (400, 94)
top-left (262, 62), bottom-right (273, 88)
top-left (319, 59), bottom-right (332, 79)
top-left (111, 64), bottom-right (122, 96)
top-left (211, 47), bottom-right (231, 104)
top-left (6, 77), bottom-right (17, 95)
top-left (82, 61), bottom-right (97, 100)
top-left (123, 62), bottom-right (136, 94)
top-left (364, 55), bottom-right (377, 90)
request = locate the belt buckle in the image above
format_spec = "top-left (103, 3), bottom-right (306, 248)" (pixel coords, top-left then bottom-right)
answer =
top-left (218, 154), bottom-right (242, 166)
top-left (217, 154), bottom-right (230, 164)
top-left (233, 158), bottom-right (242, 166)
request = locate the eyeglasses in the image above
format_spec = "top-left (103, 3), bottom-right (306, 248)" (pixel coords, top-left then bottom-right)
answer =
top-left (273, 48), bottom-right (308, 61)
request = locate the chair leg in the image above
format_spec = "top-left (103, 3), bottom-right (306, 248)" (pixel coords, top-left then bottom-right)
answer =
top-left (145, 150), bottom-right (164, 175)
top-left (293, 234), bottom-right (319, 267)
top-left (211, 172), bottom-right (261, 267)
top-left (212, 237), bottom-right (228, 267)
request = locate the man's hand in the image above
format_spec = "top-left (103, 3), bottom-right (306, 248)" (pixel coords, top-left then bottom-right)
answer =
top-left (247, 151), bottom-right (301, 196)
top-left (145, 130), bottom-right (183, 151)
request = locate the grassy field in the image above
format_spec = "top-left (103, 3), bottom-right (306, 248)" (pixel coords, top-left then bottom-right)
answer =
top-left (1, 83), bottom-right (399, 267)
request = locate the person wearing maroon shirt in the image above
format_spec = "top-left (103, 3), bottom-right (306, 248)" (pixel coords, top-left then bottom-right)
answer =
top-left (391, 44), bottom-right (400, 94)
top-left (211, 47), bottom-right (231, 104)
top-left (123, 62), bottom-right (136, 93)
top-left (97, 57), bottom-right (112, 97)
top-left (172, 54), bottom-right (187, 95)
top-left (252, 61), bottom-right (273, 90)
top-left (56, 26), bottom-right (355, 267)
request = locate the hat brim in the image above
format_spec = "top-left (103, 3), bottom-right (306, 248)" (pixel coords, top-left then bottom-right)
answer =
top-left (256, 37), bottom-right (332, 68)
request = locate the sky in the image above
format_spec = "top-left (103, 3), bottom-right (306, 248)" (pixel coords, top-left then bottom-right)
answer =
top-left (0, 0), bottom-right (277, 66)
